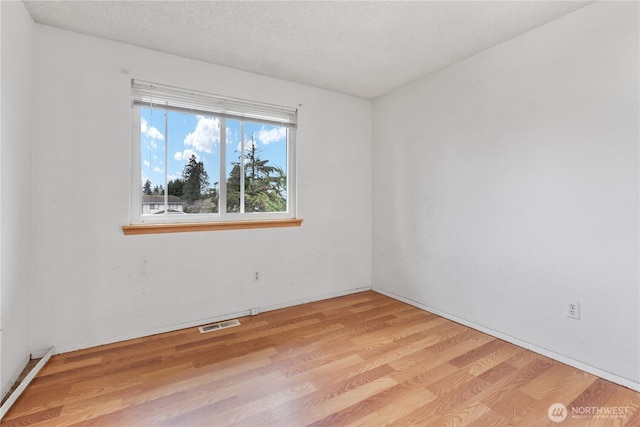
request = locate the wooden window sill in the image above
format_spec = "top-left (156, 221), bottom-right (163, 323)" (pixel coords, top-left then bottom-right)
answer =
top-left (122, 218), bottom-right (303, 235)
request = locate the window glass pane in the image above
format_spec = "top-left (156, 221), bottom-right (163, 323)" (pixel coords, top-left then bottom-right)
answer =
top-left (168, 112), bottom-right (219, 214)
top-left (226, 119), bottom-right (242, 213)
top-left (140, 108), bottom-right (167, 214)
top-left (243, 122), bottom-right (287, 213)
top-left (141, 108), bottom-right (220, 216)
top-left (137, 97), bottom-right (292, 223)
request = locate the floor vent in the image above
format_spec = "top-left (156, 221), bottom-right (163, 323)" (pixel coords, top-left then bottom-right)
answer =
top-left (198, 319), bottom-right (241, 334)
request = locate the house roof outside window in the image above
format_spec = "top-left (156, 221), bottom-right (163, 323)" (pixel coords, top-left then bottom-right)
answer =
top-left (142, 195), bottom-right (185, 205)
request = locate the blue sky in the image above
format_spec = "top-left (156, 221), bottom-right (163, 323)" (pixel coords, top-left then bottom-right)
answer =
top-left (140, 108), bottom-right (287, 192)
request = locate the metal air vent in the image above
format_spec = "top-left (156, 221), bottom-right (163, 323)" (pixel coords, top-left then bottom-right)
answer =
top-left (198, 319), bottom-right (241, 333)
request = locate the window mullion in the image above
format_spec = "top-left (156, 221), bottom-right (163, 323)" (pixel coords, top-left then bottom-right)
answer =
top-left (219, 118), bottom-right (227, 216)
top-left (163, 111), bottom-right (168, 215)
top-left (240, 120), bottom-right (245, 214)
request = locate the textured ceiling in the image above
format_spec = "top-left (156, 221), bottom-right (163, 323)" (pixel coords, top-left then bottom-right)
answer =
top-left (23, 1), bottom-right (592, 99)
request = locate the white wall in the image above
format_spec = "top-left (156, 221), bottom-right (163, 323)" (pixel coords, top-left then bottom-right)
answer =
top-left (0, 1), bottom-right (34, 398)
top-left (372, 1), bottom-right (639, 389)
top-left (30, 26), bottom-right (372, 354)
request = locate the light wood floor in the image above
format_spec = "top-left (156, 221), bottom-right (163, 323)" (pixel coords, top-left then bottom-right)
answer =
top-left (2, 291), bottom-right (639, 426)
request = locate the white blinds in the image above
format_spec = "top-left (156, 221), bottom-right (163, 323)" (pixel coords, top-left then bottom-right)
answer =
top-left (131, 80), bottom-right (297, 128)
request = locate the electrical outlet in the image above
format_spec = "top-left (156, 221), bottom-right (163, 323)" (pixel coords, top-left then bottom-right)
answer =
top-left (567, 302), bottom-right (581, 320)
top-left (253, 271), bottom-right (260, 282)
top-left (250, 308), bottom-right (260, 316)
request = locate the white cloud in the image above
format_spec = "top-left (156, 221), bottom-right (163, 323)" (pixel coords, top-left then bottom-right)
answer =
top-left (184, 116), bottom-right (219, 153)
top-left (176, 148), bottom-right (199, 162)
top-left (184, 148), bottom-right (199, 161)
top-left (141, 118), bottom-right (149, 133)
top-left (257, 126), bottom-right (286, 145)
top-left (143, 160), bottom-right (151, 168)
top-left (141, 117), bottom-right (165, 141)
top-left (153, 167), bottom-right (163, 173)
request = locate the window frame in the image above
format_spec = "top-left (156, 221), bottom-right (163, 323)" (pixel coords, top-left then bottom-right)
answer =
top-left (128, 81), bottom-right (298, 228)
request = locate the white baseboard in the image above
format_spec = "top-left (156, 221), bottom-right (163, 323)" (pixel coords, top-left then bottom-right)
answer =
top-left (0, 353), bottom-right (29, 402)
top-left (0, 347), bottom-right (56, 421)
top-left (374, 288), bottom-right (640, 392)
top-left (48, 286), bottom-right (373, 355)
top-left (249, 286), bottom-right (373, 315)
top-left (159, 285), bottom-right (373, 334)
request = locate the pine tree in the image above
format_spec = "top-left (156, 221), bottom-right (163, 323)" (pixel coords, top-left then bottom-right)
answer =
top-left (182, 155), bottom-right (209, 203)
top-left (143, 179), bottom-right (152, 195)
top-left (226, 138), bottom-right (286, 213)
top-left (167, 179), bottom-right (184, 197)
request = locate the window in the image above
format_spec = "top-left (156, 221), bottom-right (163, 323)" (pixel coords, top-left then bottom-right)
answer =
top-left (129, 80), bottom-right (298, 230)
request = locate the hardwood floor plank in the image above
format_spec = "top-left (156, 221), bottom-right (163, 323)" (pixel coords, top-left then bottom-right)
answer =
top-left (386, 329), bottom-right (493, 378)
top-left (350, 315), bottom-right (446, 349)
top-left (121, 361), bottom-right (282, 410)
top-left (394, 362), bottom-right (519, 425)
top-left (2, 291), bottom-right (638, 427)
top-left (424, 400), bottom-right (493, 427)
top-left (596, 387), bottom-right (640, 427)
top-left (293, 354), bottom-right (367, 390)
top-left (467, 407), bottom-right (513, 427)
top-left (570, 378), bottom-right (625, 412)
top-left (448, 338), bottom-right (510, 368)
top-left (0, 406), bottom-right (63, 427)
top-left (66, 410), bottom-right (123, 427)
top-left (520, 363), bottom-right (598, 402)
top-left (292, 374), bottom-right (398, 426)
top-left (229, 364), bottom-right (398, 426)
top-left (308, 381), bottom-right (437, 427)
top-left (464, 342), bottom-right (523, 376)
top-left (482, 357), bottom-right (554, 420)
top-left (1, 382), bottom-right (73, 420)
top-left (277, 347), bottom-right (361, 378)
top-left (389, 361), bottom-right (460, 390)
top-left (39, 357), bottom-right (103, 376)
top-left (426, 367), bottom-right (478, 397)
top-left (189, 382), bottom-right (317, 426)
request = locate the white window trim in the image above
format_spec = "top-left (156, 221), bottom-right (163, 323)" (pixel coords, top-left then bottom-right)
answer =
top-left (129, 81), bottom-right (297, 226)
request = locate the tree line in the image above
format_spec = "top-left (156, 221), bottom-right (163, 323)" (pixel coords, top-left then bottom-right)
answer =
top-left (143, 142), bottom-right (286, 213)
